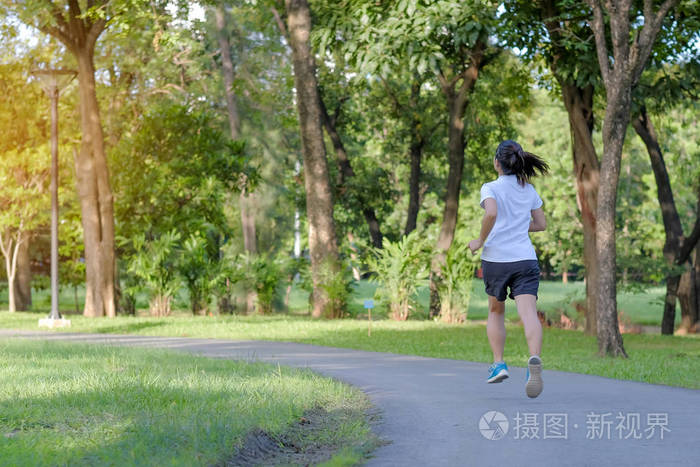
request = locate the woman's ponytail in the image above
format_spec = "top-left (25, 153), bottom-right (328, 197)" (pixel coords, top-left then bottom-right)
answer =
top-left (495, 140), bottom-right (549, 186)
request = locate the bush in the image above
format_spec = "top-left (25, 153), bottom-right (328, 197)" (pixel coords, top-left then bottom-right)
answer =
top-left (437, 241), bottom-right (477, 323)
top-left (318, 258), bottom-right (353, 319)
top-left (126, 230), bottom-right (181, 317)
top-left (179, 233), bottom-right (226, 315)
top-left (238, 252), bottom-right (283, 314)
top-left (366, 232), bottom-right (429, 320)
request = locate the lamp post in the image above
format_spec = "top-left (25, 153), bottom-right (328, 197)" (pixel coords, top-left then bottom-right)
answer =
top-left (32, 68), bottom-right (76, 328)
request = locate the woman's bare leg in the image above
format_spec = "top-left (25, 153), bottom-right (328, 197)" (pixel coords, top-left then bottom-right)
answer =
top-left (514, 294), bottom-right (542, 356)
top-left (487, 296), bottom-right (506, 362)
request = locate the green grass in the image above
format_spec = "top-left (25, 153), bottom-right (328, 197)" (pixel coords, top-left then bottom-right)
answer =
top-left (0, 339), bottom-right (378, 466)
top-left (1, 313), bottom-right (698, 389)
top-left (2, 279), bottom-right (677, 326)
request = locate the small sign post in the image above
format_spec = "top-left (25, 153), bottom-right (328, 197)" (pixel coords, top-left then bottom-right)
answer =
top-left (364, 299), bottom-right (374, 336)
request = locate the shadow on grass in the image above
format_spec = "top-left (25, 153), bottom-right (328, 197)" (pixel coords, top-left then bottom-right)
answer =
top-left (0, 350), bottom-right (377, 466)
top-left (0, 382), bottom-right (251, 465)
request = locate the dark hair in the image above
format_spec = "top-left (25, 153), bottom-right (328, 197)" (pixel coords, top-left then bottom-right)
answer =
top-left (495, 140), bottom-right (549, 186)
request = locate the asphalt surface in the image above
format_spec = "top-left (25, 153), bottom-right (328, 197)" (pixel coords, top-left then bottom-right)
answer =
top-left (1, 329), bottom-right (699, 466)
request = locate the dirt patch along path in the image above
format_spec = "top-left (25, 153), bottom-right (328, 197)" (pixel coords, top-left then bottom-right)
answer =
top-left (2, 330), bottom-right (699, 467)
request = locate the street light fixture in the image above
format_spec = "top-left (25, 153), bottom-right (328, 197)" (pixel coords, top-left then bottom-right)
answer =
top-left (32, 68), bottom-right (76, 329)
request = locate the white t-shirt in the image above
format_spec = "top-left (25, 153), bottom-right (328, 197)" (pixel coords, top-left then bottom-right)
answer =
top-left (479, 175), bottom-right (543, 262)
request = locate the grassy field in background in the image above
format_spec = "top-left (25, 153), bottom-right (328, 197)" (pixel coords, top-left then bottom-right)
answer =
top-left (0, 339), bottom-right (378, 466)
top-left (1, 313), bottom-right (697, 389)
top-left (0, 279), bottom-right (678, 326)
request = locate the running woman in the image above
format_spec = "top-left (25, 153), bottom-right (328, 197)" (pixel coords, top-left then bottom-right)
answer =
top-left (468, 139), bottom-right (549, 398)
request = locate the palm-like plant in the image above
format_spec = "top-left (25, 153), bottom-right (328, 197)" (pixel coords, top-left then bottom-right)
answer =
top-left (438, 241), bottom-right (477, 323)
top-left (366, 231), bottom-right (429, 320)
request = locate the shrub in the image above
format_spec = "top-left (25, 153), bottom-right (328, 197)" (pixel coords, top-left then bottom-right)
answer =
top-left (126, 230), bottom-right (181, 317)
top-left (438, 241), bottom-right (477, 323)
top-left (238, 252), bottom-right (283, 314)
top-left (366, 232), bottom-right (429, 320)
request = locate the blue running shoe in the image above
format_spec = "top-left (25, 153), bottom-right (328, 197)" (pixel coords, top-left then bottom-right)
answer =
top-left (525, 356), bottom-right (543, 398)
top-left (487, 362), bottom-right (509, 383)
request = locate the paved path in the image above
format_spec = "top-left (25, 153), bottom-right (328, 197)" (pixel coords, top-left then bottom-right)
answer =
top-left (2, 330), bottom-right (699, 466)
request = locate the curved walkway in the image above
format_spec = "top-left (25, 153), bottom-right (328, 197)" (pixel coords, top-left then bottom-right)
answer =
top-left (1, 330), bottom-right (698, 466)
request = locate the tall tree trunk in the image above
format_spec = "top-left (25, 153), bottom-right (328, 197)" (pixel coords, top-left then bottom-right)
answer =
top-left (240, 189), bottom-right (258, 313)
top-left (540, 0), bottom-right (601, 335)
top-left (677, 267), bottom-right (693, 332)
top-left (319, 95), bottom-right (383, 248)
top-left (216, 4), bottom-right (258, 313)
top-left (0, 231), bottom-right (22, 313)
top-left (595, 83), bottom-right (629, 356)
top-left (215, 4), bottom-right (241, 140)
top-left (560, 83), bottom-right (600, 335)
top-left (286, 0), bottom-right (341, 318)
top-left (14, 232), bottom-right (32, 311)
top-left (632, 107), bottom-right (684, 334)
top-left (586, 0), bottom-right (679, 357)
top-left (38, 1), bottom-right (115, 318)
top-left (429, 50), bottom-right (483, 318)
top-left (75, 49), bottom-right (116, 318)
top-left (694, 246), bottom-right (700, 328)
top-left (405, 81), bottom-right (424, 236)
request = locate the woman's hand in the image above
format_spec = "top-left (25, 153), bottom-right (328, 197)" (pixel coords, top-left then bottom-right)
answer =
top-left (468, 238), bottom-right (483, 254)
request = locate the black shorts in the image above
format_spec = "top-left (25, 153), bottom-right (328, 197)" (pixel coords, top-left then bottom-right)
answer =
top-left (481, 260), bottom-right (540, 302)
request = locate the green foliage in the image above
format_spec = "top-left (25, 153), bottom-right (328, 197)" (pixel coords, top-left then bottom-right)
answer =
top-left (366, 232), bottom-right (430, 320)
top-left (125, 230), bottom-right (181, 317)
top-left (318, 258), bottom-right (354, 319)
top-left (111, 102), bottom-right (245, 242)
top-left (0, 146), bottom-right (51, 312)
top-left (179, 232), bottom-right (227, 315)
top-left (111, 102), bottom-right (248, 314)
top-left (0, 146), bottom-right (50, 236)
top-left (314, 0), bottom-right (499, 79)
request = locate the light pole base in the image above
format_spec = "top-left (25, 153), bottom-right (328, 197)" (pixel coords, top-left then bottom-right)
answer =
top-left (38, 318), bottom-right (72, 328)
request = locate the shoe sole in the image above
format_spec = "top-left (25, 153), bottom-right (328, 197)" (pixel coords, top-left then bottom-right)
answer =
top-left (526, 361), bottom-right (543, 398)
top-left (487, 370), bottom-right (509, 384)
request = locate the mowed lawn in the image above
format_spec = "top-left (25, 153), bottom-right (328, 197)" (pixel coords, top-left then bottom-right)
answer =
top-left (0, 339), bottom-right (377, 466)
top-left (1, 279), bottom-right (696, 390)
top-left (1, 312), bottom-right (698, 389)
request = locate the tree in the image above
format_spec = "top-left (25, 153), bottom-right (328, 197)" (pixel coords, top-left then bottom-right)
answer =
top-left (213, 3), bottom-right (259, 313)
top-left (111, 102), bottom-right (246, 314)
top-left (0, 148), bottom-right (49, 312)
top-left (285, 0), bottom-right (342, 318)
top-left (628, 2), bottom-right (700, 333)
top-left (12, 0), bottom-right (118, 317)
top-left (503, 0), bottom-right (603, 334)
top-left (0, 54), bottom-right (50, 311)
top-left (585, 0), bottom-right (680, 356)
top-left (316, 0), bottom-right (501, 317)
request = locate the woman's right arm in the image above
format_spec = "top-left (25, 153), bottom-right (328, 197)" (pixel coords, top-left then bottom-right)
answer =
top-left (529, 208), bottom-right (546, 232)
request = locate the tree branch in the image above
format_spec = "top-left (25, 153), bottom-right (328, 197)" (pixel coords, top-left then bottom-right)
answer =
top-left (270, 6), bottom-right (288, 39)
top-left (679, 201), bottom-right (700, 264)
top-left (630, 0), bottom-right (680, 86)
top-left (86, 18), bottom-right (107, 50)
top-left (39, 24), bottom-right (76, 52)
top-left (586, 0), bottom-right (611, 85)
top-left (436, 67), bottom-right (450, 95)
top-left (378, 75), bottom-right (402, 114)
top-left (41, 0), bottom-right (71, 33)
top-left (679, 220), bottom-right (700, 264)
